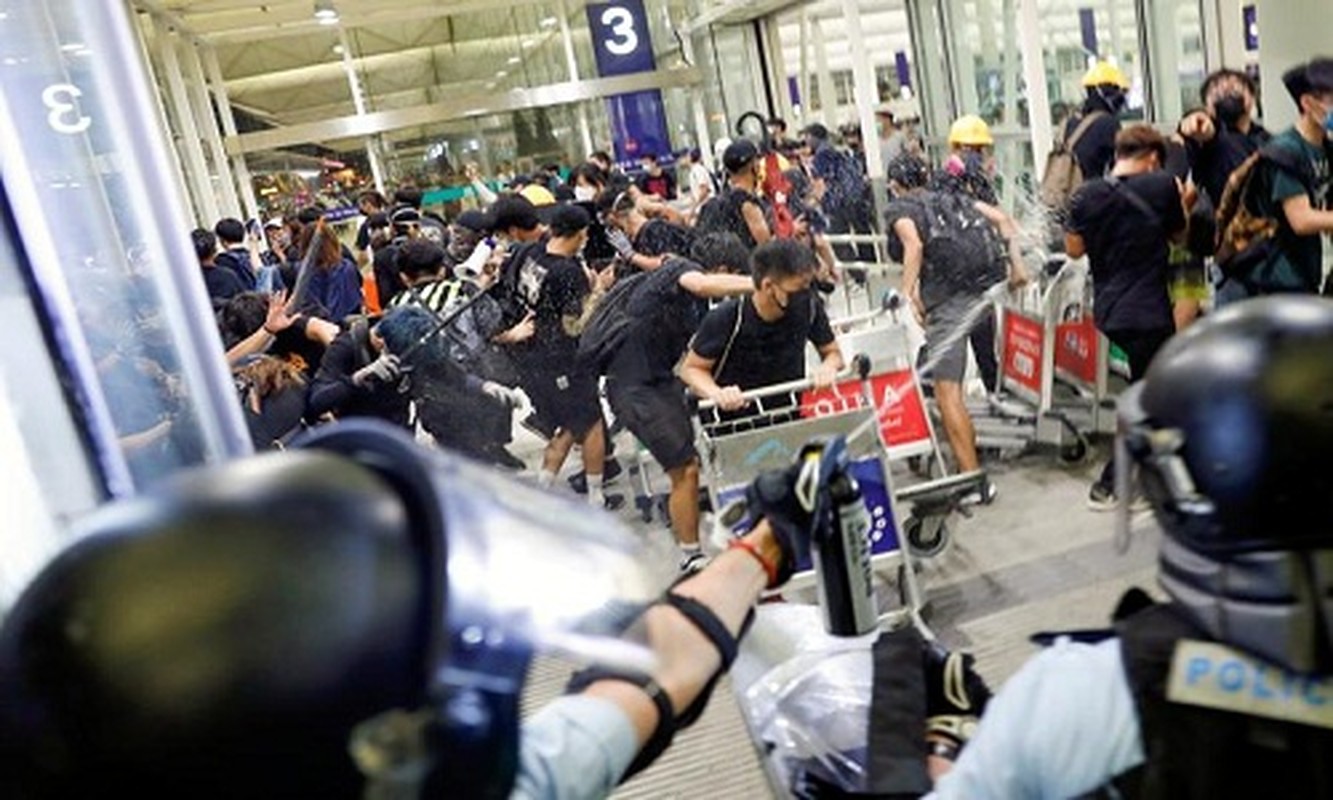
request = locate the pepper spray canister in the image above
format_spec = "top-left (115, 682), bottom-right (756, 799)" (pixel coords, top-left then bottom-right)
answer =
top-left (808, 441), bottom-right (879, 637)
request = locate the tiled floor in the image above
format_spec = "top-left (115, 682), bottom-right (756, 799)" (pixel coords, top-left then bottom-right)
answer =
top-left (514, 415), bottom-right (1167, 799)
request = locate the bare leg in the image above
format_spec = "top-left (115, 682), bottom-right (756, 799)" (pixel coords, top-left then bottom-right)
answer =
top-left (579, 420), bottom-right (607, 477)
top-left (935, 380), bottom-right (979, 473)
top-left (666, 459), bottom-right (701, 547)
top-left (542, 429), bottom-right (577, 477)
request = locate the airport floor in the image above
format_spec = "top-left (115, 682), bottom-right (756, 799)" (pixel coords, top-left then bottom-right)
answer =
top-left (512, 415), bottom-right (1167, 799)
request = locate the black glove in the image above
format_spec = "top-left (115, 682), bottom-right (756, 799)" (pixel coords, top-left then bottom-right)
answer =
top-left (922, 641), bottom-right (992, 760)
top-left (743, 462), bottom-right (815, 587)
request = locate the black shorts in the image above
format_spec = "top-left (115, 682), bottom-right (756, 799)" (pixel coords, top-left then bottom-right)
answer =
top-left (608, 381), bottom-right (697, 471)
top-left (522, 369), bottom-right (603, 439)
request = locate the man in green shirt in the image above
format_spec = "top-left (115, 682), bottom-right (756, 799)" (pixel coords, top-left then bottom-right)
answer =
top-left (1216, 58), bottom-right (1333, 306)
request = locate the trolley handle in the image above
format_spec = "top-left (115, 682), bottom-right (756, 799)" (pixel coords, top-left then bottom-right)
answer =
top-left (695, 354), bottom-right (873, 412)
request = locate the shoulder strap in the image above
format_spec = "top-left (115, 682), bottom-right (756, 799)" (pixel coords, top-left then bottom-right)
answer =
top-left (1065, 111), bottom-right (1107, 151)
top-left (712, 300), bottom-right (745, 379)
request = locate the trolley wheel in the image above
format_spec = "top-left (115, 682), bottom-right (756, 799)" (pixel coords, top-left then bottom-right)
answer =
top-left (1059, 438), bottom-right (1088, 464)
top-left (905, 514), bottom-right (950, 559)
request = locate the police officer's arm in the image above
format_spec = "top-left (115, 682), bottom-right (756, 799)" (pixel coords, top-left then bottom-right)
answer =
top-left (894, 216), bottom-right (926, 322)
top-left (578, 522), bottom-right (780, 745)
top-left (742, 199), bottom-right (773, 245)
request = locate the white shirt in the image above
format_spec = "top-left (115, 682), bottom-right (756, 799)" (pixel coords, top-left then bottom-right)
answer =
top-left (928, 638), bottom-right (1146, 799)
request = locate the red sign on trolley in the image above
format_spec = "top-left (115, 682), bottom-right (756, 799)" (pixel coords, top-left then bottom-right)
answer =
top-left (799, 369), bottom-right (931, 448)
top-left (1001, 313), bottom-right (1045, 396)
top-left (1055, 315), bottom-right (1098, 385)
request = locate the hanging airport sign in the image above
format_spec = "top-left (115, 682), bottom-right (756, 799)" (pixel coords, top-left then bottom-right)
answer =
top-left (586, 0), bottom-right (672, 163)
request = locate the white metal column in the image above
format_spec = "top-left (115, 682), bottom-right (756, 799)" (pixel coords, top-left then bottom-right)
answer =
top-left (1017, 0), bottom-right (1054, 174)
top-left (202, 46), bottom-right (262, 225)
top-left (559, 0), bottom-right (595, 158)
top-left (677, 22), bottom-right (713, 169)
top-left (842, 0), bottom-right (884, 182)
top-left (158, 27), bottom-right (219, 225)
top-left (131, 9), bottom-right (195, 225)
top-left (181, 40), bottom-right (241, 220)
top-left (812, 18), bottom-right (836, 126)
top-left (337, 28), bottom-right (386, 195)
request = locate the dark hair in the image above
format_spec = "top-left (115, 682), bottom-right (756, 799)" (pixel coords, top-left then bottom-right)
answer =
top-left (750, 239), bottom-right (817, 286)
top-left (767, 117), bottom-right (787, 132)
top-left (640, 153), bottom-right (659, 164)
top-left (395, 239), bottom-right (446, 281)
top-left (296, 206), bottom-right (325, 225)
top-left (218, 291), bottom-right (270, 346)
top-left (214, 218), bottom-right (246, 245)
top-left (1114, 124), bottom-right (1168, 164)
top-left (490, 195), bottom-right (541, 233)
top-left (357, 190), bottom-right (387, 209)
top-left (1200, 68), bottom-right (1257, 102)
top-left (191, 228), bottom-right (218, 261)
top-left (393, 185), bottom-right (424, 208)
top-left (547, 204), bottom-right (591, 238)
top-left (572, 162), bottom-right (607, 190)
top-left (689, 232), bottom-right (750, 274)
top-left (589, 150), bottom-right (612, 165)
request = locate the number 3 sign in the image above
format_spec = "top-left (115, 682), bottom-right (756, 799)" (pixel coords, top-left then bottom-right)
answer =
top-left (586, 0), bottom-right (655, 76)
top-left (42, 83), bottom-right (92, 134)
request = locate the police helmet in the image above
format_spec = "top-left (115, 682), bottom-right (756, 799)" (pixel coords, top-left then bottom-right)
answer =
top-left (1119, 296), bottom-right (1333, 672)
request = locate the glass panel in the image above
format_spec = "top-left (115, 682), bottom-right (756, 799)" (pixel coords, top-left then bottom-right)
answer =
top-left (1038, 0), bottom-right (1146, 125)
top-left (1149, 0), bottom-right (1206, 123)
top-left (0, 1), bottom-right (249, 493)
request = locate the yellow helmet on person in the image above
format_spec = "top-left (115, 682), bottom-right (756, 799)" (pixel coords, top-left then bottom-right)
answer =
top-left (948, 114), bottom-right (994, 147)
top-left (1082, 60), bottom-right (1130, 90)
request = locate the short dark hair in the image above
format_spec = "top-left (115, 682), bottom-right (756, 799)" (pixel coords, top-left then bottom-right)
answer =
top-left (572, 162), bottom-right (607, 189)
top-left (750, 239), bottom-right (817, 286)
top-left (689, 232), bottom-right (750, 274)
top-left (357, 190), bottom-right (387, 209)
top-left (296, 206), bottom-right (325, 225)
top-left (1114, 124), bottom-right (1168, 164)
top-left (395, 239), bottom-right (446, 280)
top-left (393, 185), bottom-right (424, 208)
top-left (191, 228), bottom-right (218, 261)
top-left (767, 117), bottom-right (787, 132)
top-left (590, 150), bottom-right (612, 165)
top-left (214, 218), bottom-right (245, 245)
top-left (547, 203), bottom-right (591, 238)
top-left (490, 195), bottom-right (541, 233)
top-left (1200, 68), bottom-right (1257, 102)
top-left (218, 291), bottom-right (269, 346)
top-left (640, 153), bottom-right (659, 164)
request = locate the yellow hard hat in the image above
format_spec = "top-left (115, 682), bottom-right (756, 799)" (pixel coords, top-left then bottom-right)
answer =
top-left (519, 183), bottom-right (556, 207)
top-left (1082, 61), bottom-right (1130, 90)
top-left (948, 114), bottom-right (994, 147)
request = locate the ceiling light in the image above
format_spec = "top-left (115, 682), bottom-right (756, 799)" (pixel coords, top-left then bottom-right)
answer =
top-left (540, 16), bottom-right (557, 27)
top-left (495, 70), bottom-right (507, 78)
top-left (521, 39), bottom-right (536, 49)
top-left (314, 0), bottom-right (339, 24)
top-left (507, 56), bottom-right (521, 65)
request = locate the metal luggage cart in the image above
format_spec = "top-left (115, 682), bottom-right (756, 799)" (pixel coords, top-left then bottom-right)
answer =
top-left (971, 257), bottom-right (1120, 463)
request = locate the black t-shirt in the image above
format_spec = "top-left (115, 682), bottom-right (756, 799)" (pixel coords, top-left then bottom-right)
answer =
top-left (688, 294), bottom-right (835, 390)
top-left (634, 219), bottom-right (695, 259)
top-left (203, 264), bottom-right (247, 307)
top-left (1187, 122), bottom-right (1271, 206)
top-left (1065, 104), bottom-right (1121, 183)
top-left (608, 259), bottom-right (707, 386)
top-left (510, 246), bottom-right (590, 373)
top-left (244, 386), bottom-right (306, 450)
top-left (1068, 171), bottom-right (1185, 332)
top-left (696, 186), bottom-right (767, 252)
top-left (885, 191), bottom-right (1009, 309)
top-left (272, 316), bottom-right (328, 380)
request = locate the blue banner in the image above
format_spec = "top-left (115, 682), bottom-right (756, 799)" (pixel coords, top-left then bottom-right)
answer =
top-left (1079, 8), bottom-right (1098, 56)
top-left (586, 0), bottom-right (671, 163)
top-left (894, 51), bottom-right (912, 90)
top-left (1243, 5), bottom-right (1259, 51)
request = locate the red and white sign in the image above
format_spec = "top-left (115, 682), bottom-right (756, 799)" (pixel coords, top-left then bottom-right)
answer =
top-left (1055, 314), bottom-right (1098, 386)
top-left (1001, 312), bottom-right (1045, 396)
top-left (799, 369), bottom-right (931, 448)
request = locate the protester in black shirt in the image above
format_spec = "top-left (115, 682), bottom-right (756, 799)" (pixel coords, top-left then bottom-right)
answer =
top-left (605, 233), bottom-right (754, 572)
top-left (635, 153), bottom-right (677, 200)
top-left (1176, 69), bottom-right (1271, 207)
top-left (232, 353), bottom-right (307, 450)
top-left (504, 204), bottom-right (616, 506)
top-left (694, 139), bottom-right (772, 252)
top-left (213, 218), bottom-right (258, 289)
top-left (1062, 61), bottom-right (1130, 184)
top-left (218, 291), bottom-right (339, 381)
top-left (603, 190), bottom-right (695, 273)
top-left (1067, 124), bottom-right (1187, 510)
top-left (680, 239), bottom-right (842, 417)
top-left (193, 228), bottom-right (246, 308)
top-left (307, 308), bottom-right (412, 428)
top-left (353, 190), bottom-right (388, 268)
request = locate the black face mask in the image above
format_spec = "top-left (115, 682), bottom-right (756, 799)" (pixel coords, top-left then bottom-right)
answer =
top-left (1214, 94), bottom-right (1247, 127)
top-left (1098, 86), bottom-right (1127, 115)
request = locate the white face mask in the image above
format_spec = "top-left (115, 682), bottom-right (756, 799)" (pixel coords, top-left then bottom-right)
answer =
top-left (574, 185), bottom-right (598, 202)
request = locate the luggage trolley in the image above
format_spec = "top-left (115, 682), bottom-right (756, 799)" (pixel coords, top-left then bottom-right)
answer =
top-left (806, 305), bottom-right (987, 557)
top-left (971, 257), bottom-right (1118, 462)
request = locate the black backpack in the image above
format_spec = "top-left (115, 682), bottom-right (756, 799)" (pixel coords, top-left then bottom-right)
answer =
top-left (889, 192), bottom-right (1008, 307)
top-left (575, 269), bottom-right (652, 376)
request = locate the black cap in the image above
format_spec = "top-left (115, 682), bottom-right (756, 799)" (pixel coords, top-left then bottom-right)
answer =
top-left (389, 204), bottom-right (421, 225)
top-left (801, 122), bottom-right (830, 140)
top-left (490, 195), bottom-right (541, 232)
top-left (455, 209), bottom-right (495, 233)
top-left (546, 203), bottom-right (591, 238)
top-left (722, 139), bottom-right (760, 174)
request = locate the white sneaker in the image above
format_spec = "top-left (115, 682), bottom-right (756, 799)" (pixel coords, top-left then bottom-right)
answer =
top-left (678, 550), bottom-right (710, 575)
top-left (960, 481), bottom-right (998, 507)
